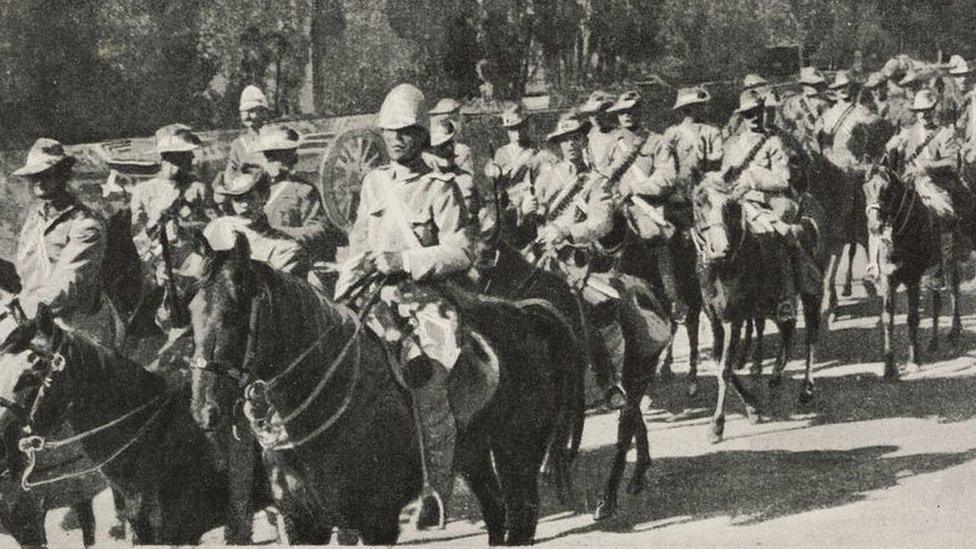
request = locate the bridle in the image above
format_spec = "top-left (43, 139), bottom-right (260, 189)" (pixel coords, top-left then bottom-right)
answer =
top-left (691, 188), bottom-right (747, 264)
top-left (865, 165), bottom-right (916, 239)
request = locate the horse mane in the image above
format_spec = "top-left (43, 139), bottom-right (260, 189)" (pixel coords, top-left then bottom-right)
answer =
top-left (55, 326), bottom-right (166, 399)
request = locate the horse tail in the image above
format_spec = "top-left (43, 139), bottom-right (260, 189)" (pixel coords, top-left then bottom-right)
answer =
top-left (514, 298), bottom-right (587, 470)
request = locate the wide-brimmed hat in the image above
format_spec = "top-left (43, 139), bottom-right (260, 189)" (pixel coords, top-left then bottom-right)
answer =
top-left (214, 171), bottom-right (269, 196)
top-left (607, 91), bottom-right (641, 113)
top-left (743, 74), bottom-right (768, 90)
top-left (828, 71), bottom-right (851, 90)
top-left (673, 86), bottom-right (711, 110)
top-left (429, 98), bottom-right (461, 116)
top-left (898, 68), bottom-right (922, 87)
top-left (910, 89), bottom-right (937, 111)
top-left (798, 66), bottom-right (826, 86)
top-left (378, 83), bottom-right (427, 130)
top-left (13, 138), bottom-right (77, 176)
top-left (430, 119), bottom-right (456, 147)
top-left (240, 85), bottom-right (270, 111)
top-left (863, 71), bottom-right (886, 90)
top-left (156, 124), bottom-right (201, 154)
top-left (948, 54), bottom-right (971, 75)
top-left (500, 103), bottom-right (526, 128)
top-left (579, 90), bottom-right (614, 114)
top-left (546, 110), bottom-right (588, 142)
top-left (256, 126), bottom-right (300, 152)
top-left (734, 89), bottom-right (765, 114)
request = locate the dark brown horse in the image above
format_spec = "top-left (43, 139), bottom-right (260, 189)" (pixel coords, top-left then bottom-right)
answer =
top-left (692, 182), bottom-right (823, 443)
top-left (862, 166), bottom-right (968, 378)
top-left (0, 306), bottom-right (268, 544)
top-left (189, 237), bottom-right (577, 545)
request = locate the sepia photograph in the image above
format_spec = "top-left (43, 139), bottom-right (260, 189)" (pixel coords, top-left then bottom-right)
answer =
top-left (0, 0), bottom-right (973, 546)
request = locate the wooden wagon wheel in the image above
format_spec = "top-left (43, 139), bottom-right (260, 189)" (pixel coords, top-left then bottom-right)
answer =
top-left (317, 128), bottom-right (387, 231)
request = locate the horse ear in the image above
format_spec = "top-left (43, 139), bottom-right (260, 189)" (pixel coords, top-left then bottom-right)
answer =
top-left (193, 228), bottom-right (214, 258)
top-left (232, 231), bottom-right (251, 262)
top-left (35, 303), bottom-right (54, 336)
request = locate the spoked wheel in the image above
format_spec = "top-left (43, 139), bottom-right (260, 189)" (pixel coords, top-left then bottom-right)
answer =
top-left (317, 128), bottom-right (387, 231)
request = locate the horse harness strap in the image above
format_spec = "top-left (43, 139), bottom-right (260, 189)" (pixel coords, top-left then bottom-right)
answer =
top-left (828, 103), bottom-right (857, 137)
top-left (727, 134), bottom-right (771, 187)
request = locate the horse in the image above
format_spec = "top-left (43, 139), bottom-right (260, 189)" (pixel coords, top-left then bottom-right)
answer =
top-left (862, 165), bottom-right (968, 378)
top-left (691, 181), bottom-right (823, 443)
top-left (188, 235), bottom-right (577, 545)
top-left (0, 304), bottom-right (270, 544)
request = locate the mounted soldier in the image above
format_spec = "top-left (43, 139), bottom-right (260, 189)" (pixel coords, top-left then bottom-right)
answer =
top-left (889, 68), bottom-right (926, 128)
top-left (724, 74), bottom-right (772, 138)
top-left (221, 85), bottom-right (273, 206)
top-left (656, 86), bottom-right (724, 194)
top-left (580, 90), bottom-right (618, 175)
top-left (862, 71), bottom-right (890, 119)
top-left (883, 89), bottom-right (962, 289)
top-left (719, 90), bottom-right (808, 321)
top-left (428, 97), bottom-right (473, 175)
top-left (426, 118), bottom-right (494, 237)
top-left (335, 83), bottom-right (476, 530)
top-left (780, 66), bottom-right (829, 153)
top-left (817, 71), bottom-right (884, 177)
top-left (484, 102), bottom-right (547, 246)
top-left (523, 110), bottom-right (669, 408)
top-left (130, 125), bottom-right (216, 332)
top-left (7, 139), bottom-right (110, 344)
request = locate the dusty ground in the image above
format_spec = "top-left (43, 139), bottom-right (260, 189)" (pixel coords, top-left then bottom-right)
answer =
top-left (9, 275), bottom-right (976, 547)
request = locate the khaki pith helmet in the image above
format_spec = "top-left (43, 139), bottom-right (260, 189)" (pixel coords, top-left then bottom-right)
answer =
top-left (378, 84), bottom-right (428, 131)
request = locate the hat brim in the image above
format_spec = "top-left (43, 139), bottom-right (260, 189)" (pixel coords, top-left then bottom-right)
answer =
top-left (501, 118), bottom-right (526, 128)
top-left (239, 103), bottom-right (271, 112)
top-left (910, 104), bottom-right (936, 111)
top-left (949, 69), bottom-right (972, 76)
top-left (579, 101), bottom-right (611, 114)
top-left (673, 98), bottom-right (709, 110)
top-left (157, 144), bottom-right (200, 154)
top-left (799, 78), bottom-right (826, 86)
top-left (213, 184), bottom-right (254, 196)
top-left (429, 133), bottom-right (454, 147)
top-left (546, 127), bottom-right (584, 142)
top-left (607, 102), bottom-right (638, 113)
top-left (256, 140), bottom-right (300, 153)
top-left (12, 156), bottom-right (76, 176)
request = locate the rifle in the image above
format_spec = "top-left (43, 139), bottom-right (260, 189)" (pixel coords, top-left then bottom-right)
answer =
top-left (157, 212), bottom-right (190, 328)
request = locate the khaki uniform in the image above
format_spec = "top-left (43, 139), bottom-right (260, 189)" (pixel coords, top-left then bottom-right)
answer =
top-left (655, 121), bottom-right (723, 191)
top-left (885, 123), bottom-right (961, 220)
top-left (264, 176), bottom-right (329, 251)
top-left (817, 100), bottom-right (881, 173)
top-left (223, 131), bottom-right (264, 182)
top-left (16, 198), bottom-right (110, 343)
top-left (779, 93), bottom-right (829, 152)
top-left (203, 216), bottom-right (307, 275)
top-left (534, 161), bottom-right (615, 247)
top-left (130, 175), bottom-right (215, 328)
top-left (725, 128), bottom-right (794, 212)
top-left (453, 142), bottom-right (474, 175)
top-left (587, 126), bottom-right (620, 175)
top-left (337, 162), bottom-right (474, 370)
top-left (492, 142), bottom-right (543, 210)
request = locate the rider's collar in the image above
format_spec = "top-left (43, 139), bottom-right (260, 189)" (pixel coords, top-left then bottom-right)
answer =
top-left (390, 158), bottom-right (429, 182)
top-left (39, 193), bottom-right (77, 221)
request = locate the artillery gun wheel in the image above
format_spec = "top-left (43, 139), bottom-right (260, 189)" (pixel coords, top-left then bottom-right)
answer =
top-left (317, 128), bottom-right (387, 231)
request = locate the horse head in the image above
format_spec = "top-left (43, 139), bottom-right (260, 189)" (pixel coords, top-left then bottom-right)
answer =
top-left (692, 179), bottom-right (742, 262)
top-left (189, 231), bottom-right (267, 432)
top-left (862, 165), bottom-right (903, 285)
top-left (0, 305), bottom-right (72, 443)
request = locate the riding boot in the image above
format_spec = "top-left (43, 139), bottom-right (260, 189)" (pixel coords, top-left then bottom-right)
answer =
top-left (775, 239), bottom-right (797, 322)
top-left (658, 242), bottom-right (688, 324)
top-left (407, 357), bottom-right (456, 531)
top-left (587, 301), bottom-right (626, 409)
top-left (938, 230), bottom-right (955, 292)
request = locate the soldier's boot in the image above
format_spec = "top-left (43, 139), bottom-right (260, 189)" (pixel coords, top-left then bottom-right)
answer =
top-left (588, 302), bottom-right (627, 410)
top-left (658, 243), bottom-right (688, 324)
top-left (938, 230), bottom-right (955, 291)
top-left (775, 238), bottom-right (798, 323)
top-left (405, 356), bottom-right (456, 531)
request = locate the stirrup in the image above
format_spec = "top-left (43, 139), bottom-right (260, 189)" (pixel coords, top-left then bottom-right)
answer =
top-left (415, 490), bottom-right (447, 530)
top-left (776, 301), bottom-right (796, 322)
top-left (604, 384), bottom-right (627, 410)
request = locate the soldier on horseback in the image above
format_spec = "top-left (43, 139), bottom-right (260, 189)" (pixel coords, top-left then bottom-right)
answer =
top-left (580, 90), bottom-right (619, 175)
top-left (429, 98), bottom-right (473, 175)
top-left (335, 83), bottom-right (476, 530)
top-left (657, 86), bottom-right (724, 186)
top-left (817, 71), bottom-right (883, 175)
top-left (7, 138), bottom-right (110, 344)
top-left (723, 89), bottom-right (808, 321)
top-left (725, 74), bottom-right (773, 138)
top-left (780, 67), bottom-right (829, 153)
top-left (221, 85), bottom-right (273, 206)
top-left (427, 118), bottom-right (494, 236)
top-left (130, 125), bottom-right (216, 332)
top-left (863, 72), bottom-right (890, 119)
top-left (884, 89), bottom-right (962, 289)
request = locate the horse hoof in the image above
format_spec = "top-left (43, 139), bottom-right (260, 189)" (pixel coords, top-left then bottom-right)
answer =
top-left (658, 367), bottom-right (675, 385)
top-left (948, 328), bottom-right (962, 343)
top-left (686, 381), bottom-right (699, 397)
top-left (594, 499), bottom-right (616, 521)
top-left (905, 362), bottom-right (922, 374)
top-left (883, 367), bottom-right (900, 381)
top-left (768, 376), bottom-right (783, 390)
top-left (708, 418), bottom-right (725, 444)
top-left (841, 284), bottom-right (853, 297)
top-left (927, 340), bottom-right (939, 353)
top-left (746, 406), bottom-right (762, 424)
top-left (625, 473), bottom-right (647, 495)
top-left (799, 386), bottom-right (814, 404)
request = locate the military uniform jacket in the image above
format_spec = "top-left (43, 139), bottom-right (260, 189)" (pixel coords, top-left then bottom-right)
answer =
top-left (203, 216), bottom-right (306, 275)
top-left (16, 197), bottom-right (106, 318)
top-left (223, 130), bottom-right (264, 182)
top-left (722, 128), bottom-right (792, 195)
top-left (130, 175), bottom-right (214, 281)
top-left (780, 93), bottom-right (829, 149)
top-left (654, 121), bottom-right (723, 186)
top-left (344, 161), bottom-right (474, 284)
top-left (453, 142), bottom-right (474, 175)
top-left (534, 161), bottom-right (614, 244)
top-left (958, 89), bottom-right (976, 147)
top-left (587, 127), bottom-right (620, 176)
top-left (885, 122), bottom-right (961, 190)
top-left (264, 176), bottom-right (328, 246)
top-left (817, 100), bottom-right (881, 172)
top-left (492, 142), bottom-right (542, 203)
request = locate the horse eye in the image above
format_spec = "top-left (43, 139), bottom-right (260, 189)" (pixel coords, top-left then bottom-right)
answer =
top-left (26, 352), bottom-right (38, 364)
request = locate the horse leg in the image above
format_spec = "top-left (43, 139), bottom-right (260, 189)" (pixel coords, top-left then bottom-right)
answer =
top-left (74, 499), bottom-right (96, 547)
top-left (948, 266), bottom-right (963, 343)
top-left (358, 510), bottom-right (400, 545)
top-left (460, 447), bottom-right (506, 544)
top-left (735, 318), bottom-right (753, 371)
top-left (928, 286), bottom-right (942, 353)
top-left (657, 322), bottom-right (678, 384)
top-left (594, 401), bottom-right (638, 521)
top-left (799, 292), bottom-right (821, 403)
top-left (224, 434), bottom-right (256, 544)
top-left (685, 311), bottom-right (701, 396)
top-left (769, 319), bottom-right (795, 390)
top-left (751, 318), bottom-right (765, 382)
top-left (494, 434), bottom-right (545, 545)
top-left (821, 251), bottom-right (840, 326)
top-left (906, 282), bottom-right (922, 373)
top-left (841, 242), bottom-right (856, 296)
top-left (709, 320), bottom-right (740, 444)
top-left (882, 280), bottom-right (898, 379)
